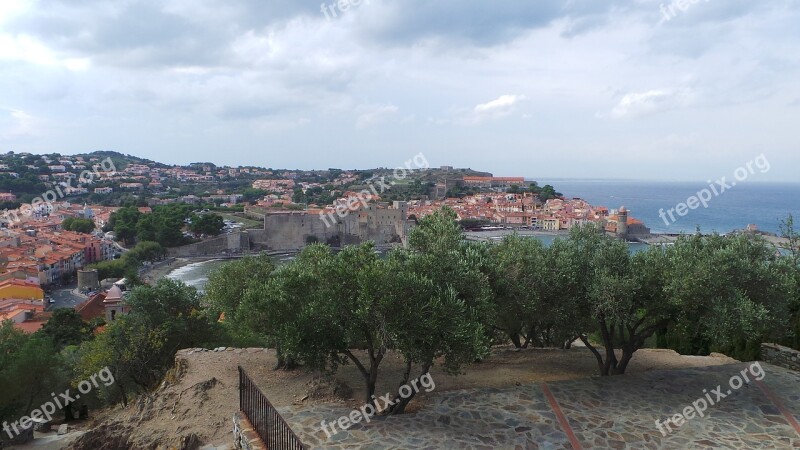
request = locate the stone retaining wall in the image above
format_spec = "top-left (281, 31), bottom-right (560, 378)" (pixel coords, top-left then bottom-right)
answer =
top-left (761, 343), bottom-right (800, 371)
top-left (168, 231), bottom-right (250, 257)
top-left (233, 412), bottom-right (267, 450)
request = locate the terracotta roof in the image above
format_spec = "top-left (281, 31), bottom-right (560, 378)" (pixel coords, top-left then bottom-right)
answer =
top-left (15, 319), bottom-right (47, 334)
top-left (76, 292), bottom-right (107, 321)
top-left (0, 278), bottom-right (41, 288)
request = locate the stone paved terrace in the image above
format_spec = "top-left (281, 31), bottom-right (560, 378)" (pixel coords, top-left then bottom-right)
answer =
top-left (277, 362), bottom-right (800, 449)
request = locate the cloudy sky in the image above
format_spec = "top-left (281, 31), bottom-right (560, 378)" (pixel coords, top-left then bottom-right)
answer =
top-left (0, 0), bottom-right (798, 181)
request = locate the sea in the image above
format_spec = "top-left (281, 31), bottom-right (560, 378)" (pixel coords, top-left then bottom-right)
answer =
top-left (537, 180), bottom-right (800, 235)
top-left (167, 254), bottom-right (297, 292)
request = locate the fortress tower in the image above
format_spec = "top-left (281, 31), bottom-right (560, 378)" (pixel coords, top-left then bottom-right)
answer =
top-left (617, 206), bottom-right (628, 239)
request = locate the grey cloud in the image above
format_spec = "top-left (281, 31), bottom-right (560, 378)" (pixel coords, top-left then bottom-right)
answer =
top-left (354, 0), bottom-right (647, 46)
top-left (356, 0), bottom-right (564, 46)
top-left (4, 0), bottom-right (319, 69)
top-left (218, 99), bottom-right (307, 120)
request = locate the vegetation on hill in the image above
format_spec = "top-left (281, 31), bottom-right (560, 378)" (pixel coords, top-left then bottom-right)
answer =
top-left (75, 280), bottom-right (221, 405)
top-left (104, 203), bottom-right (223, 247)
top-left (189, 213), bottom-right (225, 236)
top-left (515, 181), bottom-right (562, 201)
top-left (89, 241), bottom-right (167, 282)
top-left (62, 217), bottom-right (96, 234)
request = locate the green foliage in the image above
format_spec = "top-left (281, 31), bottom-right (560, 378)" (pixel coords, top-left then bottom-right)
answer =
top-left (107, 206), bottom-right (142, 244)
top-left (658, 232), bottom-right (796, 359)
top-left (89, 258), bottom-right (128, 280)
top-left (0, 201), bottom-right (21, 210)
top-left (62, 217), bottom-right (96, 234)
top-left (240, 188), bottom-right (267, 204)
top-left (75, 279), bottom-right (220, 404)
top-left (779, 215), bottom-right (800, 350)
top-left (235, 209), bottom-right (492, 413)
top-left (0, 172), bottom-right (48, 195)
top-left (135, 214), bottom-right (158, 242)
top-left (0, 323), bottom-right (67, 423)
top-left (40, 309), bottom-right (93, 351)
top-left (108, 204), bottom-right (194, 247)
top-left (0, 322), bottom-right (28, 422)
top-left (89, 241), bottom-right (166, 280)
top-left (527, 182), bottom-right (563, 201)
top-left (204, 254), bottom-right (277, 317)
top-left (485, 235), bottom-right (576, 348)
top-left (125, 241), bottom-right (168, 264)
top-left (540, 225), bottom-right (791, 374)
top-left (190, 213), bottom-right (224, 236)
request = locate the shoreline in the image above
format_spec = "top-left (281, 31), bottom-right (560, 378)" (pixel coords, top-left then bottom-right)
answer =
top-left (140, 257), bottom-right (221, 283)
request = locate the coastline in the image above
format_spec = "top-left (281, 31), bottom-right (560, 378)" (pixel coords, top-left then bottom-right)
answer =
top-left (140, 257), bottom-right (220, 283)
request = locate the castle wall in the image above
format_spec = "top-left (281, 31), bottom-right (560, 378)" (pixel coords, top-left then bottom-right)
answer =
top-left (167, 231), bottom-right (250, 257)
top-left (252, 203), bottom-right (409, 252)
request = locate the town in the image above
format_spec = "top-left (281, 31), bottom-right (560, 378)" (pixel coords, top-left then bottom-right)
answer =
top-left (0, 151), bottom-right (656, 336)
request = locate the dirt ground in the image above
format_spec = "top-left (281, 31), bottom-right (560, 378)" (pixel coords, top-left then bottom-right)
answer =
top-left (51, 345), bottom-right (736, 449)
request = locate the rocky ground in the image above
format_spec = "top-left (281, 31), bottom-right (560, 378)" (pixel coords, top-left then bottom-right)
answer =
top-left (21, 346), bottom-right (737, 449)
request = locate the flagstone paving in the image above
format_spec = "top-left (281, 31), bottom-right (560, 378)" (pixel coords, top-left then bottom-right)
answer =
top-left (277, 363), bottom-right (800, 449)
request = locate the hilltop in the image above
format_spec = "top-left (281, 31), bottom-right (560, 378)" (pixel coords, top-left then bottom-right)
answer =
top-left (58, 345), bottom-right (737, 449)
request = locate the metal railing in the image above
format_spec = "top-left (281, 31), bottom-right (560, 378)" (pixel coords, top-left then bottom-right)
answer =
top-left (239, 366), bottom-right (306, 450)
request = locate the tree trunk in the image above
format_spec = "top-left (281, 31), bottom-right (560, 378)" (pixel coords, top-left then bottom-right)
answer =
top-left (364, 358), bottom-right (381, 409)
top-left (580, 334), bottom-right (607, 375)
top-left (112, 369), bottom-right (128, 407)
top-left (64, 404), bottom-right (75, 422)
top-left (612, 346), bottom-right (635, 375)
top-left (509, 333), bottom-right (522, 349)
top-left (522, 325), bottom-right (537, 348)
top-left (364, 378), bottom-right (376, 408)
top-left (386, 362), bottom-right (431, 415)
top-left (343, 348), bottom-right (383, 410)
top-left (274, 344), bottom-right (297, 370)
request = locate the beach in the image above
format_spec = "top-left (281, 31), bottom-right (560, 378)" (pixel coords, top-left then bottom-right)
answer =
top-left (139, 257), bottom-right (211, 284)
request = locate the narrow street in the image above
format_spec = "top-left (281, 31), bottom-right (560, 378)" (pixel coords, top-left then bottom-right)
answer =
top-left (46, 284), bottom-right (87, 310)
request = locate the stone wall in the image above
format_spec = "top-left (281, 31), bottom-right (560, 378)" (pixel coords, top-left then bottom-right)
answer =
top-left (257, 212), bottom-right (336, 252)
top-left (168, 231), bottom-right (250, 257)
top-left (233, 412), bottom-right (267, 450)
top-left (253, 203), bottom-right (409, 252)
top-left (761, 343), bottom-right (800, 371)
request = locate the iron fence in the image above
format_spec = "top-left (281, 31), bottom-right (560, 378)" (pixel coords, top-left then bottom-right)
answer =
top-left (239, 366), bottom-right (306, 450)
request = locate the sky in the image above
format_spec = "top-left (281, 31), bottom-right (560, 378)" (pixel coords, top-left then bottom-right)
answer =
top-left (0, 0), bottom-right (798, 182)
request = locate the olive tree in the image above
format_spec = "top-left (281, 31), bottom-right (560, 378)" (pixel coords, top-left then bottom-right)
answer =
top-left (240, 243), bottom-right (395, 404)
top-left (487, 235), bottom-right (577, 349)
top-left (660, 233), bottom-right (795, 360)
top-left (383, 209), bottom-right (492, 413)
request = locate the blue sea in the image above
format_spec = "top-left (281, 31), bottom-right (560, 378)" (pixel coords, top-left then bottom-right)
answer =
top-left (536, 180), bottom-right (800, 235)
